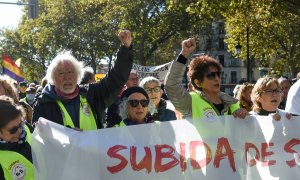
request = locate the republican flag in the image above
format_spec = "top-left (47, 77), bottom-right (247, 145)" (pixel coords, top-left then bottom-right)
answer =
top-left (15, 58), bottom-right (22, 67)
top-left (2, 54), bottom-right (25, 82)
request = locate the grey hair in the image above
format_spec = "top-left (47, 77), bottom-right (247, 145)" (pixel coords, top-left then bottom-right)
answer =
top-left (139, 76), bottom-right (161, 88)
top-left (46, 51), bottom-right (83, 85)
top-left (277, 76), bottom-right (289, 84)
top-left (118, 97), bottom-right (157, 120)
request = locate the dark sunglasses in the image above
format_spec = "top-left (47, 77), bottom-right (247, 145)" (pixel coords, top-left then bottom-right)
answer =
top-left (128, 99), bottom-right (149, 108)
top-left (145, 86), bottom-right (161, 94)
top-left (206, 71), bottom-right (221, 80)
top-left (8, 122), bottom-right (23, 135)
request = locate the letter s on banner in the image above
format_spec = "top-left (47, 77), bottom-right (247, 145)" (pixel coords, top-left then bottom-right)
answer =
top-left (284, 138), bottom-right (300, 168)
top-left (107, 145), bottom-right (128, 174)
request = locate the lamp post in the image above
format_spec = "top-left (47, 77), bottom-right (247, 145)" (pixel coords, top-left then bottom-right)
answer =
top-left (0, 1), bottom-right (38, 19)
top-left (235, 27), bottom-right (251, 82)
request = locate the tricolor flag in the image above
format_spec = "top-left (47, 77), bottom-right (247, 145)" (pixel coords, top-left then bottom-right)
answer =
top-left (2, 54), bottom-right (25, 82)
top-left (15, 58), bottom-right (22, 67)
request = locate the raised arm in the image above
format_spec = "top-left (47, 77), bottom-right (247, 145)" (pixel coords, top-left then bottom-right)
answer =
top-left (165, 38), bottom-right (196, 118)
top-left (88, 30), bottom-right (133, 108)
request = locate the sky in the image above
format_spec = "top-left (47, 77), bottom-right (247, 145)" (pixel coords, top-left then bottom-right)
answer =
top-left (0, 0), bottom-right (24, 28)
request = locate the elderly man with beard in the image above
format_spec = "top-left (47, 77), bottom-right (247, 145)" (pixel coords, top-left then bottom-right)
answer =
top-left (32, 30), bottom-right (133, 130)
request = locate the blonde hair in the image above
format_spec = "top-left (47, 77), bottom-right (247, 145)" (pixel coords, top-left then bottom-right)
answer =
top-left (0, 75), bottom-right (18, 103)
top-left (236, 82), bottom-right (254, 102)
top-left (251, 76), bottom-right (280, 112)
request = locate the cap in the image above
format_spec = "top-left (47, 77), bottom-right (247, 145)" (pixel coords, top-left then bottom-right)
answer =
top-left (29, 83), bottom-right (36, 87)
top-left (19, 81), bottom-right (27, 87)
top-left (26, 86), bottom-right (36, 93)
top-left (121, 86), bottom-right (149, 100)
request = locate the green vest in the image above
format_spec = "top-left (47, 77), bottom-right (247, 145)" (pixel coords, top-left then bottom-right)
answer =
top-left (190, 92), bottom-right (240, 119)
top-left (24, 125), bottom-right (32, 145)
top-left (117, 121), bottom-right (126, 127)
top-left (56, 95), bottom-right (97, 130)
top-left (19, 97), bottom-right (27, 104)
top-left (0, 126), bottom-right (34, 180)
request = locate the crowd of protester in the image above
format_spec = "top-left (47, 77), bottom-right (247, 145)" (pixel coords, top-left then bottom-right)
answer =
top-left (1, 32), bottom-right (300, 179)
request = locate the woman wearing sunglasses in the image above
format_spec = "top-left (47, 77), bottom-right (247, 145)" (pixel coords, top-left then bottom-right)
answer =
top-left (117, 87), bottom-right (156, 126)
top-left (139, 76), bottom-right (177, 122)
top-left (0, 95), bottom-right (34, 180)
top-left (165, 37), bottom-right (248, 120)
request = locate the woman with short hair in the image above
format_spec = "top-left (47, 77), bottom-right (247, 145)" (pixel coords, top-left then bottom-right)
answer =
top-left (118, 87), bottom-right (156, 126)
top-left (251, 76), bottom-right (291, 119)
top-left (139, 76), bottom-right (177, 121)
top-left (165, 37), bottom-right (248, 120)
top-left (247, 76), bottom-right (292, 179)
top-left (236, 83), bottom-right (254, 112)
top-left (0, 95), bottom-right (34, 180)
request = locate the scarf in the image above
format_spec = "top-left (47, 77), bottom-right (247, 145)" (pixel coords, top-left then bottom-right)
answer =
top-left (55, 86), bottom-right (79, 100)
top-left (0, 125), bottom-right (27, 144)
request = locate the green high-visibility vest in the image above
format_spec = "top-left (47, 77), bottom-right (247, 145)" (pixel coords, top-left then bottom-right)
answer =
top-left (56, 95), bottom-right (97, 130)
top-left (24, 125), bottom-right (32, 145)
top-left (117, 121), bottom-right (126, 127)
top-left (190, 92), bottom-right (240, 119)
top-left (0, 125), bottom-right (34, 180)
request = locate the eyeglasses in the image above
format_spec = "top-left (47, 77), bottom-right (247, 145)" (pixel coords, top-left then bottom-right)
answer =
top-left (263, 89), bottom-right (283, 95)
top-left (145, 86), bottom-right (161, 94)
top-left (8, 122), bottom-right (24, 135)
top-left (57, 70), bottom-right (75, 77)
top-left (128, 99), bottom-right (149, 108)
top-left (206, 71), bottom-right (221, 80)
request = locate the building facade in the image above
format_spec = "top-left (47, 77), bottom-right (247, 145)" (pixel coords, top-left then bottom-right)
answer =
top-left (196, 20), bottom-right (260, 95)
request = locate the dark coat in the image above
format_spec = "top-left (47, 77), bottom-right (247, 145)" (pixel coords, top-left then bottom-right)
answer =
top-left (32, 45), bottom-right (133, 129)
top-left (106, 97), bottom-right (122, 128)
top-left (151, 98), bottom-right (177, 122)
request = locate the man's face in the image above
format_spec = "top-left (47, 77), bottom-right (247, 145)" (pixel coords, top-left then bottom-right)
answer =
top-left (19, 86), bottom-right (27, 93)
top-left (126, 73), bottom-right (139, 88)
top-left (279, 80), bottom-right (291, 100)
top-left (54, 61), bottom-right (78, 94)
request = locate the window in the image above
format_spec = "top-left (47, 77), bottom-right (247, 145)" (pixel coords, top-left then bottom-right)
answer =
top-left (218, 38), bottom-right (225, 50)
top-left (231, 71), bottom-right (237, 83)
top-left (218, 22), bottom-right (225, 34)
top-left (218, 55), bottom-right (224, 67)
top-left (205, 38), bottom-right (212, 50)
top-left (221, 72), bottom-right (227, 84)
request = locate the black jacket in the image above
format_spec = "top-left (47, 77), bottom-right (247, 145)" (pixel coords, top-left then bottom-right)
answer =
top-left (32, 45), bottom-right (133, 129)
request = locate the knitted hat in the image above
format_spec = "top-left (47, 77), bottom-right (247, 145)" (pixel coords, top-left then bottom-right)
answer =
top-left (121, 86), bottom-right (149, 100)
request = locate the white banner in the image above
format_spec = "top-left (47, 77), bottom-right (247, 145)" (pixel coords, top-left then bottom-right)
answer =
top-left (32, 116), bottom-right (300, 180)
top-left (132, 62), bottom-right (171, 83)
